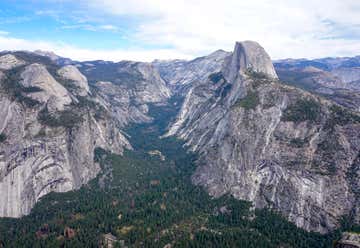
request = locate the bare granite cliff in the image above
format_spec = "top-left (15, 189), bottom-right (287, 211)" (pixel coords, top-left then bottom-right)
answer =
top-left (153, 50), bottom-right (230, 94)
top-left (0, 53), bottom-right (132, 217)
top-left (79, 60), bottom-right (171, 126)
top-left (166, 41), bottom-right (360, 233)
top-left (0, 51), bottom-right (173, 218)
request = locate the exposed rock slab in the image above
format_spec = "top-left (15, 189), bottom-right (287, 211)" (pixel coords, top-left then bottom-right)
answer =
top-left (0, 54), bottom-right (25, 70)
top-left (167, 41), bottom-right (360, 234)
top-left (153, 49), bottom-right (230, 94)
top-left (57, 65), bottom-right (90, 96)
top-left (21, 63), bottom-right (72, 111)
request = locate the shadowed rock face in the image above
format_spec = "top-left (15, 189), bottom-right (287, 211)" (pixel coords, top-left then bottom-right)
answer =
top-left (166, 41), bottom-right (360, 233)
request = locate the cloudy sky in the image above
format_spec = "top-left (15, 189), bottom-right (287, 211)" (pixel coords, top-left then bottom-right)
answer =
top-left (0, 0), bottom-right (360, 61)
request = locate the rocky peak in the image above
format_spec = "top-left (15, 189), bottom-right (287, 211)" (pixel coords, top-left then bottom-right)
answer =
top-left (33, 50), bottom-right (60, 61)
top-left (153, 49), bottom-right (230, 93)
top-left (0, 55), bottom-right (131, 218)
top-left (224, 41), bottom-right (278, 82)
top-left (0, 54), bottom-right (25, 70)
top-left (165, 41), bottom-right (360, 234)
top-left (57, 65), bottom-right (90, 96)
top-left (205, 49), bottom-right (229, 60)
top-left (21, 63), bottom-right (72, 111)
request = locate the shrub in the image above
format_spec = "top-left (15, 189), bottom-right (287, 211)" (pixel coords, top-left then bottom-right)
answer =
top-left (214, 83), bottom-right (232, 98)
top-left (233, 91), bottom-right (260, 110)
top-left (244, 68), bottom-right (274, 89)
top-left (245, 68), bottom-right (268, 79)
top-left (324, 105), bottom-right (360, 130)
top-left (1, 66), bottom-right (41, 107)
top-left (281, 98), bottom-right (321, 123)
top-left (209, 72), bottom-right (225, 84)
top-left (38, 107), bottom-right (83, 129)
top-left (21, 86), bottom-right (43, 93)
top-left (289, 138), bottom-right (307, 148)
top-left (0, 133), bottom-right (6, 143)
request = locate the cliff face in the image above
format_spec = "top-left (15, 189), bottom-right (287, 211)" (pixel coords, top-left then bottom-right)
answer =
top-left (0, 52), bottom-right (173, 218)
top-left (0, 101), bottom-right (129, 217)
top-left (223, 41), bottom-right (278, 82)
top-left (166, 41), bottom-right (360, 233)
top-left (153, 50), bottom-right (230, 94)
top-left (78, 60), bottom-right (171, 124)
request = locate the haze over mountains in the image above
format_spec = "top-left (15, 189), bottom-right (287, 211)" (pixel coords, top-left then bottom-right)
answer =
top-left (1, 41), bottom-right (360, 247)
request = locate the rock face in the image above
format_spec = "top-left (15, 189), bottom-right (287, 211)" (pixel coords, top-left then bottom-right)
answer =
top-left (166, 41), bottom-right (360, 233)
top-left (335, 232), bottom-right (360, 248)
top-left (0, 54), bottom-right (25, 70)
top-left (57, 65), bottom-right (90, 96)
top-left (21, 63), bottom-right (72, 111)
top-left (0, 54), bottom-right (132, 217)
top-left (79, 60), bottom-right (171, 126)
top-left (0, 51), bottom-right (173, 218)
top-left (153, 49), bottom-right (230, 94)
top-left (0, 104), bottom-right (129, 217)
top-left (94, 81), bottom-right (151, 126)
top-left (223, 41), bottom-right (278, 82)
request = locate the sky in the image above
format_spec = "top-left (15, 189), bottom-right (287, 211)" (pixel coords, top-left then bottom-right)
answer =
top-left (0, 0), bottom-right (360, 62)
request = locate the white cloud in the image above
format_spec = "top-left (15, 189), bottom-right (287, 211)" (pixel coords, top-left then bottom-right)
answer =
top-left (2, 0), bottom-right (360, 61)
top-left (0, 34), bottom-right (192, 62)
top-left (84, 0), bottom-right (360, 59)
top-left (61, 24), bottom-right (118, 32)
top-left (0, 31), bottom-right (9, 36)
top-left (98, 25), bottom-right (118, 31)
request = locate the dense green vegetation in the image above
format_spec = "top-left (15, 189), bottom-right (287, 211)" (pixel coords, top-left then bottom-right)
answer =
top-left (281, 98), bottom-right (322, 123)
top-left (38, 106), bottom-right (83, 129)
top-left (0, 96), bottom-right (342, 247)
top-left (213, 83), bottom-right (232, 99)
top-left (246, 68), bottom-right (270, 80)
top-left (276, 69), bottom-right (321, 92)
top-left (233, 91), bottom-right (260, 110)
top-left (209, 72), bottom-right (225, 84)
top-left (289, 137), bottom-right (308, 148)
top-left (324, 105), bottom-right (360, 130)
top-left (0, 133), bottom-right (6, 143)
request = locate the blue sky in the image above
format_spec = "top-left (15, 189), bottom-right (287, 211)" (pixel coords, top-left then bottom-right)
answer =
top-left (0, 0), bottom-right (360, 61)
top-left (0, 1), bottom-right (140, 49)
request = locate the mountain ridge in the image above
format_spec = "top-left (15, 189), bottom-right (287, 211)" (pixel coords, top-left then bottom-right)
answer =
top-left (1, 41), bottom-right (360, 238)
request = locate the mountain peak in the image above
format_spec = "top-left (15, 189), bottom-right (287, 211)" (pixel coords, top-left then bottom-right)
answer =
top-left (225, 41), bottom-right (278, 81)
top-left (33, 50), bottom-right (60, 61)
